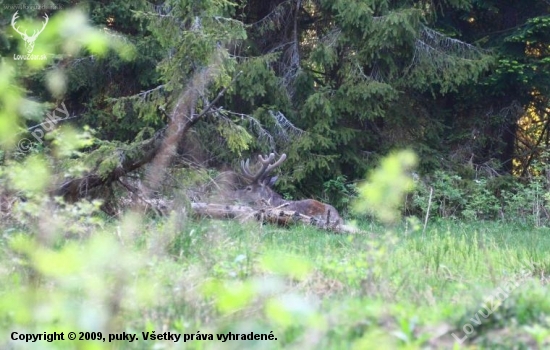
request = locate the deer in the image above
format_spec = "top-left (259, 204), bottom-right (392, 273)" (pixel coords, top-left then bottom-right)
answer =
top-left (233, 153), bottom-right (343, 229)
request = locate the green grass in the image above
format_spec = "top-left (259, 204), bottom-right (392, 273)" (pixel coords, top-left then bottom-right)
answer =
top-left (2, 217), bottom-right (550, 349)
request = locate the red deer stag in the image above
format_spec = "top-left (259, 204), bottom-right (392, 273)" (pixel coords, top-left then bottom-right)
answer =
top-left (234, 153), bottom-right (343, 228)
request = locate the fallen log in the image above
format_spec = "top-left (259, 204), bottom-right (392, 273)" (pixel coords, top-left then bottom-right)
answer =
top-left (190, 202), bottom-right (360, 234)
top-left (190, 203), bottom-right (255, 220)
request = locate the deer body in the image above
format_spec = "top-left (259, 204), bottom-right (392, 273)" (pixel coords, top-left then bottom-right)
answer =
top-left (233, 153), bottom-right (343, 227)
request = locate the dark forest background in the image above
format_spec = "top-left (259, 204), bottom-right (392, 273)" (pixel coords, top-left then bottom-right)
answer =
top-left (2, 0), bottom-right (550, 221)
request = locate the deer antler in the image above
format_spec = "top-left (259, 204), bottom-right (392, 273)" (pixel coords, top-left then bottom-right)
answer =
top-left (30, 13), bottom-right (49, 39)
top-left (259, 153), bottom-right (286, 177)
top-left (240, 153), bottom-right (274, 182)
top-left (11, 12), bottom-right (48, 39)
top-left (240, 153), bottom-right (287, 183)
top-left (11, 11), bottom-right (27, 38)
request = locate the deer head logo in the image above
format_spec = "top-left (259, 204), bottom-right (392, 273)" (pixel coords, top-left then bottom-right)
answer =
top-left (11, 11), bottom-right (49, 54)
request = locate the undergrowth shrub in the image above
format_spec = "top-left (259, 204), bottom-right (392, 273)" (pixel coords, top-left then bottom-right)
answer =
top-left (322, 175), bottom-right (358, 216)
top-left (409, 168), bottom-right (550, 226)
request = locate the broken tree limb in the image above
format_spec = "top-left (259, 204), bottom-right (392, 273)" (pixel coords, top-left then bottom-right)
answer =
top-left (52, 49), bottom-right (240, 203)
top-left (52, 126), bottom-right (168, 201)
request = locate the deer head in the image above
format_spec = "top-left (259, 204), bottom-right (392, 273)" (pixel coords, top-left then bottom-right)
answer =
top-left (231, 152), bottom-right (344, 228)
top-left (11, 11), bottom-right (49, 54)
top-left (234, 153), bottom-right (287, 206)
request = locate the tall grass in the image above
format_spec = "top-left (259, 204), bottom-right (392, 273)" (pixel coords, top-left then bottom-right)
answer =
top-left (3, 214), bottom-right (550, 349)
